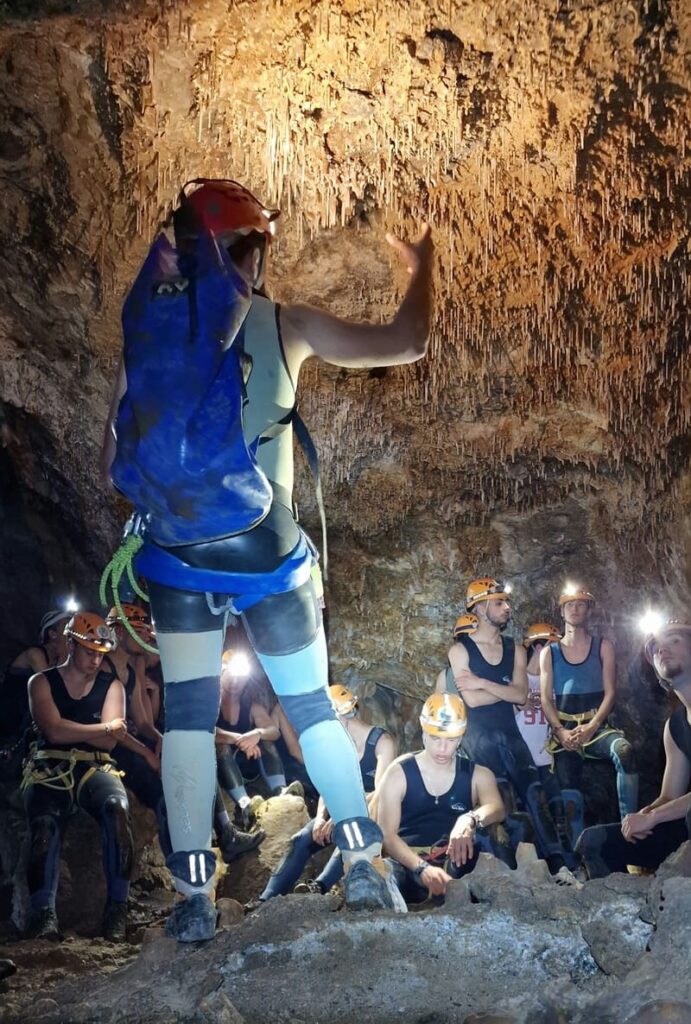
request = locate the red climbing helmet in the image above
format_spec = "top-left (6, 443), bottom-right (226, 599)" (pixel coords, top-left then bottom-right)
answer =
top-left (179, 179), bottom-right (279, 241)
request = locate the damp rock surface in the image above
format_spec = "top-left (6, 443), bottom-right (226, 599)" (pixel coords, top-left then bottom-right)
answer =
top-left (1, 845), bottom-right (690, 1024)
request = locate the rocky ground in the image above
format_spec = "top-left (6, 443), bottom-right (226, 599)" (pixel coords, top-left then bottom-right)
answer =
top-left (2, 806), bottom-right (690, 1024)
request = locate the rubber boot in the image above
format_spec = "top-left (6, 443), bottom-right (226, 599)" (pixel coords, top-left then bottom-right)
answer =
top-left (333, 818), bottom-right (405, 913)
top-left (165, 851), bottom-right (218, 943)
top-left (217, 823), bottom-right (266, 864)
top-left (562, 789), bottom-right (585, 850)
top-left (103, 901), bottom-right (128, 943)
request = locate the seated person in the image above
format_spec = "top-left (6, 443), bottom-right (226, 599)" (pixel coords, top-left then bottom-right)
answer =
top-left (216, 649), bottom-right (297, 827)
top-left (106, 607), bottom-right (263, 865)
top-left (255, 684), bottom-right (395, 903)
top-left (1, 609), bottom-right (69, 749)
top-left (21, 613), bottom-right (133, 942)
top-left (377, 693), bottom-right (506, 903)
top-left (577, 619), bottom-right (691, 877)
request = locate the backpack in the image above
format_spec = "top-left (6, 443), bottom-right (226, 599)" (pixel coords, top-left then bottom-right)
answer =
top-left (111, 230), bottom-right (273, 546)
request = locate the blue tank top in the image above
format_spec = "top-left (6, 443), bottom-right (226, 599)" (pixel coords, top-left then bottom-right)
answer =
top-left (399, 754), bottom-right (474, 847)
top-left (446, 635), bottom-right (520, 735)
top-left (359, 727), bottom-right (386, 794)
top-left (550, 638), bottom-right (603, 714)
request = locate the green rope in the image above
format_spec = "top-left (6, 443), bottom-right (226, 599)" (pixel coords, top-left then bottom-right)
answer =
top-left (99, 535), bottom-right (159, 655)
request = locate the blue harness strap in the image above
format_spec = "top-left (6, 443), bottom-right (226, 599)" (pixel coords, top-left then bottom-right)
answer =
top-left (135, 533), bottom-right (313, 613)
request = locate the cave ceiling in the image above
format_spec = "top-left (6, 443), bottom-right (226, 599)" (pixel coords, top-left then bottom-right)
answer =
top-left (0, 0), bottom-right (689, 668)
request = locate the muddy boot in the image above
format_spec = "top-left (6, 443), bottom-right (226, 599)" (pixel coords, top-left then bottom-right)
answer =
top-left (218, 823), bottom-right (266, 865)
top-left (334, 818), bottom-right (405, 912)
top-left (0, 959), bottom-right (16, 981)
top-left (103, 901), bottom-right (128, 943)
top-left (26, 907), bottom-right (62, 942)
top-left (165, 851), bottom-right (218, 943)
top-left (293, 879), bottom-right (325, 895)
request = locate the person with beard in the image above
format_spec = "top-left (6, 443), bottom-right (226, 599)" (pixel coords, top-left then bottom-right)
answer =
top-left (540, 584), bottom-right (638, 828)
top-left (438, 577), bottom-right (577, 883)
top-left (576, 619), bottom-right (691, 876)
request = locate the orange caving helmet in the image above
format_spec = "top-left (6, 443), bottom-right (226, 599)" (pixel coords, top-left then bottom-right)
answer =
top-left (64, 613), bottom-right (117, 653)
top-left (180, 179), bottom-right (279, 241)
top-left (328, 684), bottom-right (358, 716)
top-left (453, 613), bottom-right (479, 638)
top-left (466, 577), bottom-right (511, 610)
top-left (420, 693), bottom-right (467, 738)
top-left (558, 585), bottom-right (594, 607)
top-left (523, 622), bottom-right (562, 648)
top-left (106, 604), bottom-right (150, 628)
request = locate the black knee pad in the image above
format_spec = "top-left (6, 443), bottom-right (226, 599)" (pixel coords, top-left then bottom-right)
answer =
top-left (280, 688), bottom-right (336, 736)
top-left (243, 580), bottom-right (321, 656)
top-left (612, 737), bottom-right (636, 773)
top-left (104, 795), bottom-right (134, 879)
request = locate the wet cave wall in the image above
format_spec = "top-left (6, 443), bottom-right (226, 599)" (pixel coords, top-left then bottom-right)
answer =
top-left (0, 0), bottom-right (689, 812)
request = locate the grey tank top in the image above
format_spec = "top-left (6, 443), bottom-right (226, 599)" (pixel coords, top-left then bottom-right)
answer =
top-left (242, 294), bottom-right (297, 497)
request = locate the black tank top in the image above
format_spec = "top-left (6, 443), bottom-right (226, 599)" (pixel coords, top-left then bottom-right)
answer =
top-left (399, 754), bottom-right (474, 847)
top-left (359, 727), bottom-right (386, 794)
top-left (218, 691), bottom-right (254, 734)
top-left (451, 635), bottom-right (519, 735)
top-left (37, 665), bottom-right (117, 753)
top-left (0, 645), bottom-right (49, 739)
top-left (669, 707), bottom-right (691, 762)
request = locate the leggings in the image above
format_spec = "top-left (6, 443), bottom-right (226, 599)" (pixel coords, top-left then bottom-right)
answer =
top-left (461, 726), bottom-right (568, 868)
top-left (576, 807), bottom-right (691, 878)
top-left (554, 726), bottom-right (638, 819)
top-left (260, 818), bottom-right (345, 899)
top-left (216, 741), bottom-right (287, 797)
top-left (24, 762), bottom-right (133, 911)
top-left (147, 502), bottom-right (369, 886)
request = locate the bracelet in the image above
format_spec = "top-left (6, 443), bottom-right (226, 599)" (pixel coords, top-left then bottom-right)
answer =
top-left (104, 722), bottom-right (111, 735)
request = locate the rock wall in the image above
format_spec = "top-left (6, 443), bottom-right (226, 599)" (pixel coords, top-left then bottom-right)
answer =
top-left (0, 0), bottom-right (688, 759)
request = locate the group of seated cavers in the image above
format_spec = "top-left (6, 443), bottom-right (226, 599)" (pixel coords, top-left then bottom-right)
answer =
top-left (1, 576), bottom-right (689, 942)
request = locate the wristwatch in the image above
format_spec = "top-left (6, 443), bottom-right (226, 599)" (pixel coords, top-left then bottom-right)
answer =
top-left (104, 722), bottom-right (111, 735)
top-left (412, 861), bottom-right (428, 878)
top-left (464, 810), bottom-right (481, 830)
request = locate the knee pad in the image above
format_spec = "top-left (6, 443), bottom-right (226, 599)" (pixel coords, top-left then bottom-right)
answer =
top-left (243, 580), bottom-right (320, 655)
top-left (611, 737), bottom-right (636, 774)
top-left (103, 795), bottom-right (134, 879)
top-left (280, 687), bottom-right (336, 736)
top-left (165, 675), bottom-right (220, 733)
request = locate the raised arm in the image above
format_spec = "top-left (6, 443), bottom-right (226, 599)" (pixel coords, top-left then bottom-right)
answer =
top-left (280, 226), bottom-right (433, 372)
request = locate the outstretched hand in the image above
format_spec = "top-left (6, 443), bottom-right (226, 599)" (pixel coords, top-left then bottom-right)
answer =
top-left (385, 224), bottom-right (433, 277)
